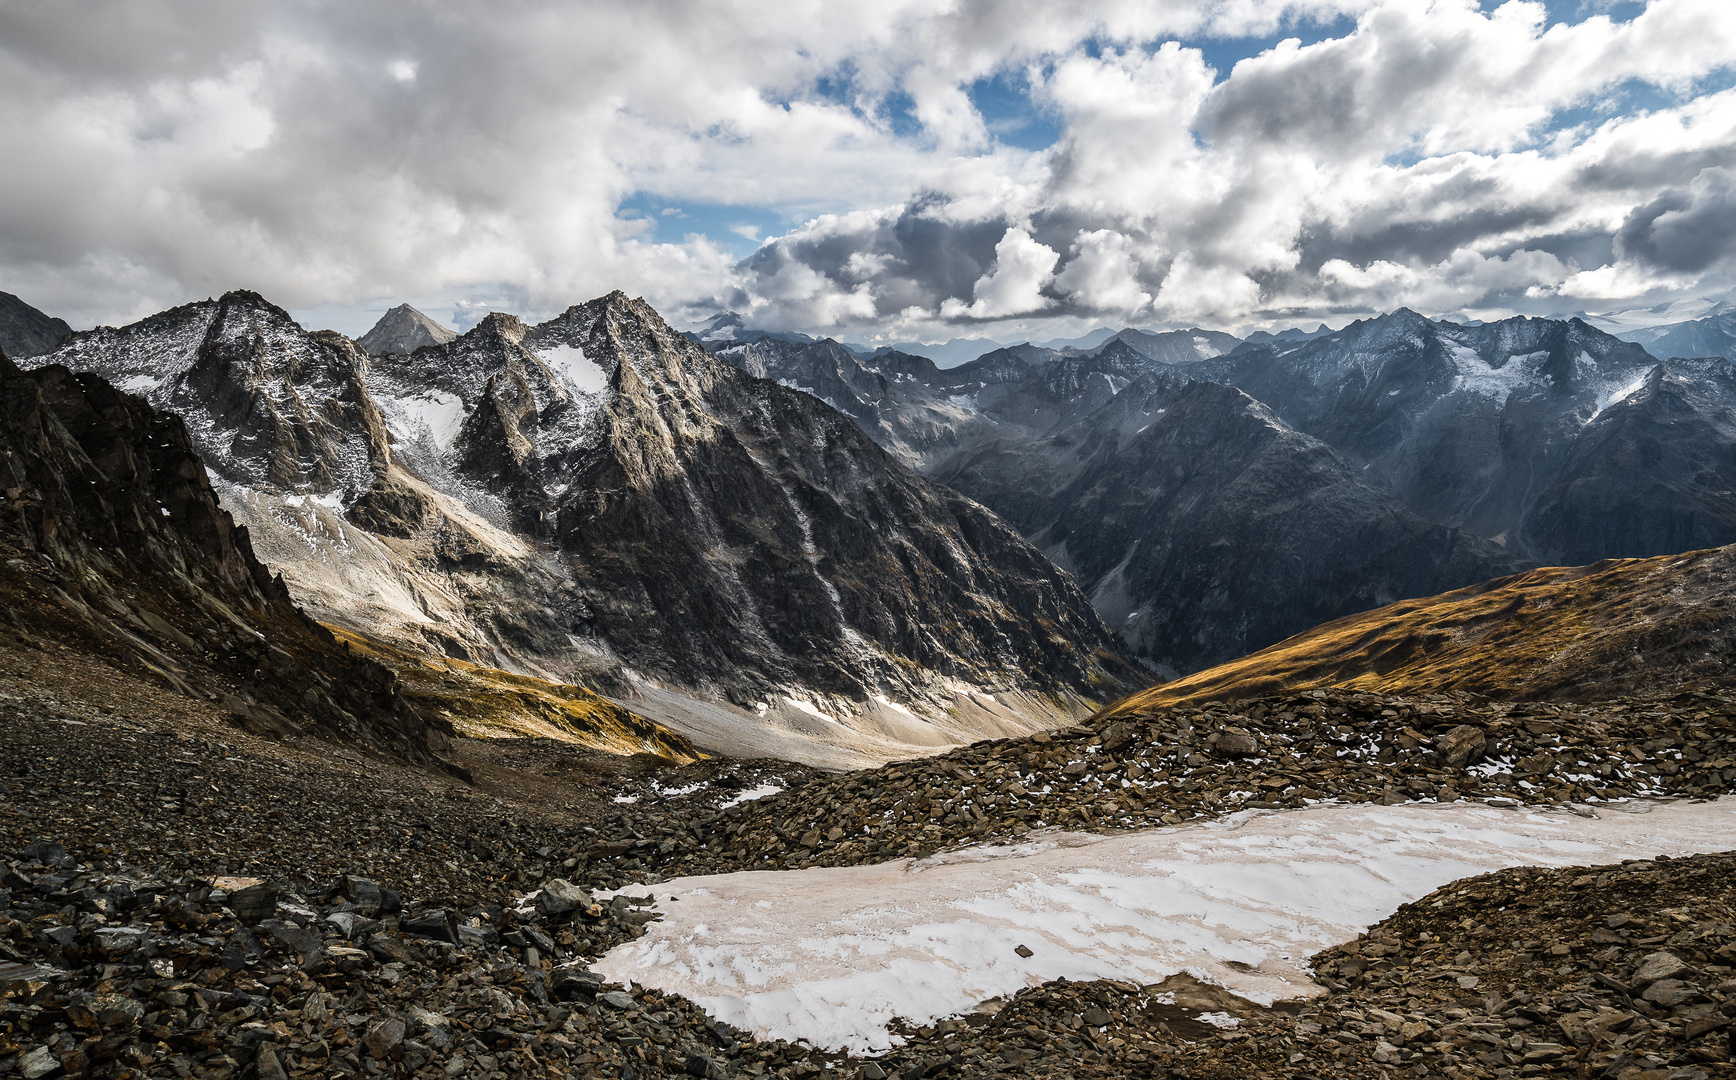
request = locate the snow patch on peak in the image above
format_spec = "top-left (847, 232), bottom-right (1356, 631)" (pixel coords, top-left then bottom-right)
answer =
top-left (1448, 346), bottom-right (1547, 401)
top-left (538, 342), bottom-right (611, 398)
top-left (1586, 367), bottom-right (1658, 424)
top-left (784, 696), bottom-right (838, 724)
top-left (374, 387), bottom-right (466, 454)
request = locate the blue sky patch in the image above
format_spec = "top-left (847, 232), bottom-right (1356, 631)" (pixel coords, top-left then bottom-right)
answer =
top-left (618, 194), bottom-right (794, 255)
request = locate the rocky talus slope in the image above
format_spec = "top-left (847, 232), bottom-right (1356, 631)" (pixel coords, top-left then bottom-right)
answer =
top-left (4, 668), bottom-right (1735, 1079)
top-left (8, 837), bottom-right (1731, 1080)
top-left (549, 688), bottom-right (1736, 886)
top-left (1102, 543), bottom-right (1736, 710)
top-left (0, 352), bottom-right (451, 767)
top-left (327, 625), bottom-right (698, 760)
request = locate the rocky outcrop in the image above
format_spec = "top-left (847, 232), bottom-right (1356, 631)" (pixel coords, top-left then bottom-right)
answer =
top-left (0, 350), bottom-right (452, 765)
top-left (932, 372), bottom-right (1529, 676)
top-left (1192, 310), bottom-right (1736, 563)
top-left (357, 303), bottom-right (458, 356)
top-left (0, 290), bottom-right (72, 358)
top-left (49, 291), bottom-right (390, 494)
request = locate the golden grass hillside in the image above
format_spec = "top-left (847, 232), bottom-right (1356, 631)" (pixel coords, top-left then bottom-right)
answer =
top-left (327, 625), bottom-right (701, 762)
top-left (1096, 544), bottom-right (1736, 719)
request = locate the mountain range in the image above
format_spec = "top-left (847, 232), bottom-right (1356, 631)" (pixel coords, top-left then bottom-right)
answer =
top-left (20, 290), bottom-right (1139, 766)
top-left (701, 305), bottom-right (1736, 677)
top-left (17, 283), bottom-right (1736, 751)
top-left (1187, 310), bottom-right (1736, 565)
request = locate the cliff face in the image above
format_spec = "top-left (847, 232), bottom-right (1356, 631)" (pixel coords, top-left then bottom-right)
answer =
top-left (0, 291), bottom-right (72, 359)
top-left (0, 350), bottom-right (453, 766)
top-left (535, 295), bottom-right (1134, 703)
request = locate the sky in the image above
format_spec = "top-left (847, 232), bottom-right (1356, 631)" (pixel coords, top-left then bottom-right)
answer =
top-left (1, 0), bottom-right (1733, 345)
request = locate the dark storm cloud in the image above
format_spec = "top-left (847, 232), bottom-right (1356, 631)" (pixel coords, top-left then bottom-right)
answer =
top-left (1617, 167), bottom-right (1736, 273)
top-left (743, 200), bottom-right (1011, 318)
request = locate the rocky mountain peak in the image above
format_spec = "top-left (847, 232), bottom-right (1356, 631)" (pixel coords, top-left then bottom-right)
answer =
top-left (357, 303), bottom-right (458, 356)
top-left (472, 310), bottom-right (529, 342)
top-left (35, 289), bottom-right (1138, 745)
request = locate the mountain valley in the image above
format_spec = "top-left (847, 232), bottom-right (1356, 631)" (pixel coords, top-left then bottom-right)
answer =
top-left (7, 287), bottom-right (1736, 1080)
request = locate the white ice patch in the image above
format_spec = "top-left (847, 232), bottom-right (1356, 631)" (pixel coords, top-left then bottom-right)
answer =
top-left (1587, 369), bottom-right (1654, 423)
top-left (719, 784), bottom-right (784, 809)
top-left (539, 343), bottom-right (610, 397)
top-left (1448, 346), bottom-right (1547, 401)
top-left (872, 694), bottom-right (917, 719)
top-left (116, 373), bottom-right (166, 395)
top-left (783, 696), bottom-right (837, 724)
top-left (595, 797), bottom-right (1736, 1053)
top-left (946, 393), bottom-right (980, 412)
top-left (1191, 335), bottom-right (1227, 359)
top-left (383, 389), bottom-right (466, 453)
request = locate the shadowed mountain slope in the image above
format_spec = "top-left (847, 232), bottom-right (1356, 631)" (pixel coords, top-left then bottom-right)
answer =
top-left (1191, 310), bottom-right (1736, 564)
top-left (932, 372), bottom-right (1530, 677)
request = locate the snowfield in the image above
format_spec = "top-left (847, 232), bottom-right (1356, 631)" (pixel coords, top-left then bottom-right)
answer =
top-left (596, 797), bottom-right (1736, 1053)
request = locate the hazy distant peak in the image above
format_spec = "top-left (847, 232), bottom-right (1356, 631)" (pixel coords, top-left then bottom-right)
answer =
top-left (0, 291), bottom-right (73, 359)
top-left (357, 303), bottom-right (458, 355)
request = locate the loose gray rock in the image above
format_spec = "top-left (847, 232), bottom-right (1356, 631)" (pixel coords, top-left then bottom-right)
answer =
top-left (1435, 725), bottom-right (1487, 769)
top-left (1633, 950), bottom-right (1693, 987)
top-left (537, 878), bottom-right (587, 915)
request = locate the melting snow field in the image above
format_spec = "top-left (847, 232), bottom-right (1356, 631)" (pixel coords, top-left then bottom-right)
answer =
top-left (595, 798), bottom-right (1736, 1052)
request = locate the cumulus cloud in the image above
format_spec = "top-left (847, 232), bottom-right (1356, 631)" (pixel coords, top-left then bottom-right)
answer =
top-left (0, 0), bottom-right (1732, 335)
top-left (1054, 230), bottom-right (1153, 313)
top-left (940, 227), bottom-right (1060, 319)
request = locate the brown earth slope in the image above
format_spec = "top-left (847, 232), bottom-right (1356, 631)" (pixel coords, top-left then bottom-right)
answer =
top-left (1096, 545), bottom-right (1736, 717)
